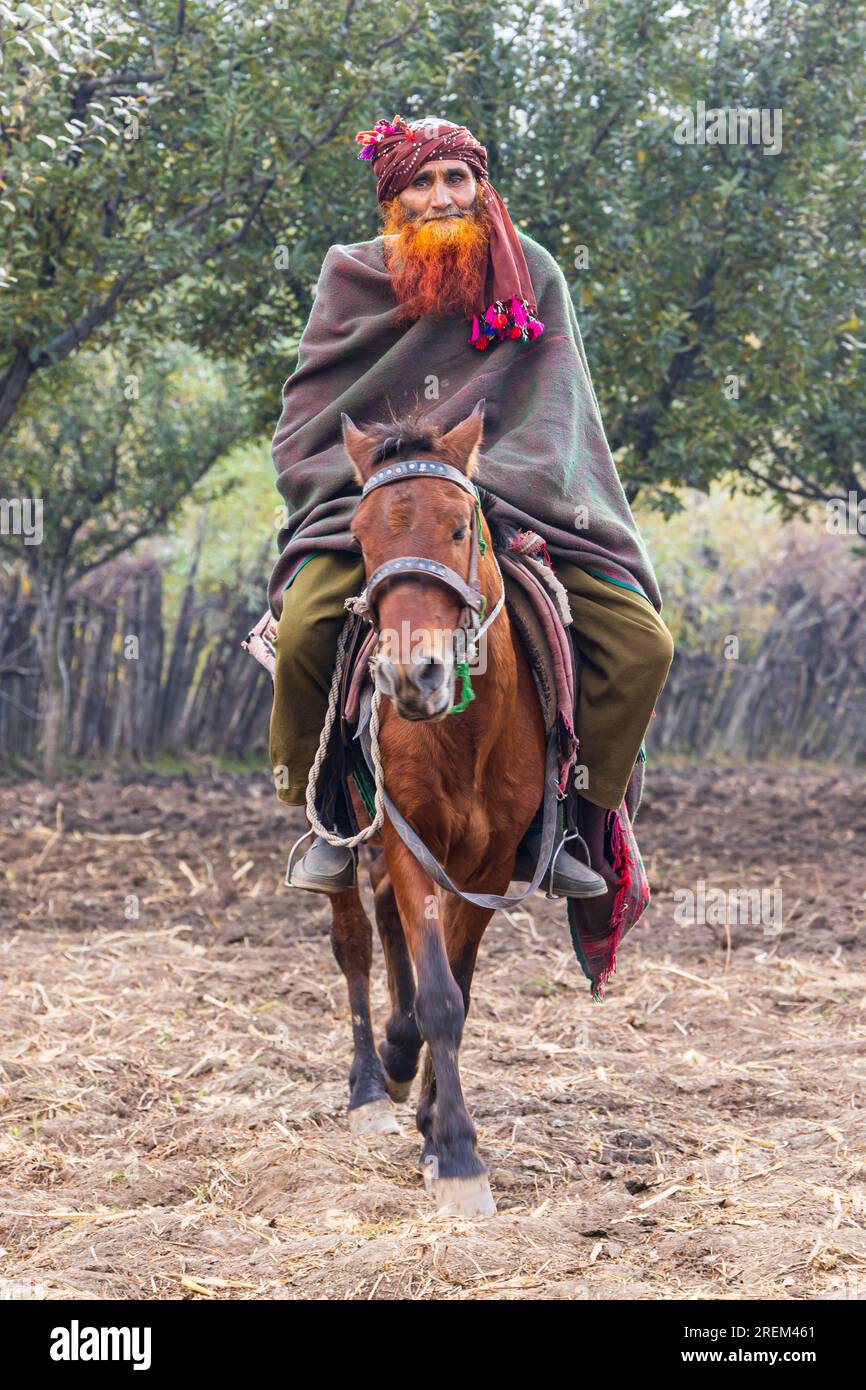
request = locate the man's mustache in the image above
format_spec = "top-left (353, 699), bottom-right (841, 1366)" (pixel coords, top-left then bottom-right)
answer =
top-left (408, 205), bottom-right (476, 222)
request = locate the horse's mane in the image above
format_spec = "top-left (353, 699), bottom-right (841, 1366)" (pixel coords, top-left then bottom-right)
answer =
top-left (361, 410), bottom-right (519, 554)
top-left (474, 485), bottom-right (520, 554)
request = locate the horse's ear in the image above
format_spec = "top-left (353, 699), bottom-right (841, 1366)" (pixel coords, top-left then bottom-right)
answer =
top-left (341, 413), bottom-right (378, 485)
top-left (439, 398), bottom-right (485, 477)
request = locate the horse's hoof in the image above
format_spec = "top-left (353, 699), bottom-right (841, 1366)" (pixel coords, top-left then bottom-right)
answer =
top-left (386, 1076), bottom-right (413, 1104)
top-left (421, 1154), bottom-right (439, 1190)
top-left (348, 1097), bottom-right (401, 1136)
top-left (433, 1174), bottom-right (497, 1218)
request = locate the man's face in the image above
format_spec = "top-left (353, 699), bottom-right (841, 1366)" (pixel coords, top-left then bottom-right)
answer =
top-left (381, 157), bottom-right (490, 322)
top-left (397, 160), bottom-right (478, 221)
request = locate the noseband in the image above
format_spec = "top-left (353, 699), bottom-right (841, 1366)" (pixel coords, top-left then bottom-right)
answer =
top-left (358, 458), bottom-right (504, 662)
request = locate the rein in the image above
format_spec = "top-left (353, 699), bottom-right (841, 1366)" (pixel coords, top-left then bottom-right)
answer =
top-left (358, 705), bottom-right (566, 908)
top-left (346, 458), bottom-right (569, 900)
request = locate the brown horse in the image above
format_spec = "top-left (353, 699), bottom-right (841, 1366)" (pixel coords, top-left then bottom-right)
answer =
top-left (326, 400), bottom-right (547, 1217)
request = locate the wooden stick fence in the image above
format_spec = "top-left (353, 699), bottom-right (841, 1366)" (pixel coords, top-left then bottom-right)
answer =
top-left (1, 539), bottom-right (863, 767)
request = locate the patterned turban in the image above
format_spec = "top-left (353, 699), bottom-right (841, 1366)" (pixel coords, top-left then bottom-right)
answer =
top-left (354, 113), bottom-right (544, 351)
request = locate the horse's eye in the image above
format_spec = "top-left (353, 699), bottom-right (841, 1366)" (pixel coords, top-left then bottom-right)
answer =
top-left (452, 526), bottom-right (467, 542)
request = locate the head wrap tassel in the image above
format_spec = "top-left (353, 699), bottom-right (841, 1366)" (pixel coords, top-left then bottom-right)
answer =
top-left (354, 113), bottom-right (544, 351)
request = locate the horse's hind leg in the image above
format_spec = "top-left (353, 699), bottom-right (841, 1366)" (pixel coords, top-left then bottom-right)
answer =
top-left (329, 883), bottom-right (399, 1135)
top-left (416, 1048), bottom-right (437, 1176)
top-left (369, 857), bottom-right (423, 1103)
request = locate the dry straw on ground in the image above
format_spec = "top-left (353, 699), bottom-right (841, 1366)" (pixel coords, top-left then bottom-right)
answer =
top-left (0, 764), bottom-right (864, 1299)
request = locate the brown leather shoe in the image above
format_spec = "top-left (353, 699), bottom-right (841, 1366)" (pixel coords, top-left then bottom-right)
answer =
top-left (512, 830), bottom-right (608, 898)
top-left (286, 835), bottom-right (357, 894)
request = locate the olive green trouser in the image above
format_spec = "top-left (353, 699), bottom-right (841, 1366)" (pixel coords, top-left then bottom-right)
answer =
top-left (269, 551), bottom-right (674, 812)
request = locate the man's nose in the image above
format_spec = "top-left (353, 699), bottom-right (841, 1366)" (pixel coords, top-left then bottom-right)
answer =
top-left (430, 180), bottom-right (453, 209)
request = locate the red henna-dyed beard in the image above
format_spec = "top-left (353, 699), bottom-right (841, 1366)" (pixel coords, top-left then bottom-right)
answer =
top-left (379, 195), bottom-right (492, 322)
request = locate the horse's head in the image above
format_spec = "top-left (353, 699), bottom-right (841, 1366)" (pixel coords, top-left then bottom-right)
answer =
top-left (342, 400), bottom-right (492, 722)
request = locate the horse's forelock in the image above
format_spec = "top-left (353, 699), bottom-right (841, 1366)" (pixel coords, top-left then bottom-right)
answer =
top-left (363, 414), bottom-right (485, 478)
top-left (364, 415), bottom-right (444, 468)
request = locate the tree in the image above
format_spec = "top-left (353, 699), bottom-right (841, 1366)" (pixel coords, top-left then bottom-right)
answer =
top-left (0, 0), bottom-right (442, 440)
top-left (482, 0), bottom-right (866, 514)
top-left (0, 340), bottom-right (255, 776)
top-left (4, 0), bottom-right (863, 522)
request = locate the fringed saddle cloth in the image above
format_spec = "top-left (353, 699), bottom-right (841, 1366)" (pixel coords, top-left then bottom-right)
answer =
top-left (242, 534), bottom-right (650, 998)
top-left (241, 610), bottom-right (279, 678)
top-left (496, 536), bottom-right (650, 998)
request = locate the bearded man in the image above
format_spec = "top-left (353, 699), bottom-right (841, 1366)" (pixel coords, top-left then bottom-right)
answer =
top-left (267, 114), bottom-right (674, 896)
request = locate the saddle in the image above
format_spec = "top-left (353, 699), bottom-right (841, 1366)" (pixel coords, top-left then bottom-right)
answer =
top-left (242, 535), bottom-right (650, 999)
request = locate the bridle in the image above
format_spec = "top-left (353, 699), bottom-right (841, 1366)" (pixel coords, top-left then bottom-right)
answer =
top-left (357, 457), bottom-right (506, 677)
top-left (293, 453), bottom-right (570, 910)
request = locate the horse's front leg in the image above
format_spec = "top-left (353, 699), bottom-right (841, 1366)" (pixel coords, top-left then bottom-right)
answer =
top-left (385, 832), bottom-right (495, 1217)
top-left (416, 896), bottom-right (494, 1178)
top-left (329, 884), bottom-right (399, 1135)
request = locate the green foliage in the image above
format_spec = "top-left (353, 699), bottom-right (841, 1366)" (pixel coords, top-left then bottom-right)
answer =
top-left (151, 433), bottom-right (278, 627)
top-left (635, 482), bottom-right (813, 651)
top-left (488, 0), bottom-right (866, 512)
top-left (0, 0), bottom-right (456, 433)
top-left (1, 0), bottom-right (863, 517)
top-left (2, 339), bottom-right (256, 579)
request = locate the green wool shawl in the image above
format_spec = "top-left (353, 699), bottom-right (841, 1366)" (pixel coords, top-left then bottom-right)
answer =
top-left (267, 230), bottom-right (662, 618)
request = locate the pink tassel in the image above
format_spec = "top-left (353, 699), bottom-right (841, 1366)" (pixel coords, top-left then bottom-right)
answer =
top-left (511, 295), bottom-right (528, 328)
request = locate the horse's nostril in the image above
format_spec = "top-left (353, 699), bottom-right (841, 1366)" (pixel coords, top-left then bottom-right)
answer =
top-left (412, 659), bottom-right (447, 694)
top-left (375, 659), bottom-right (399, 695)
